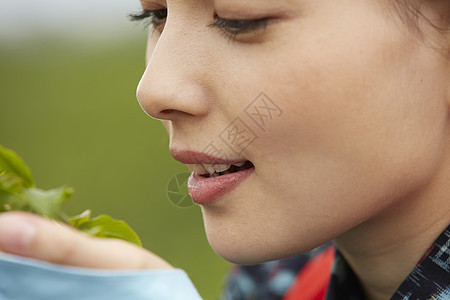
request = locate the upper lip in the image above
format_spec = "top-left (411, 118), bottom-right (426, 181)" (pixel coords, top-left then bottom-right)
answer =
top-left (170, 148), bottom-right (247, 165)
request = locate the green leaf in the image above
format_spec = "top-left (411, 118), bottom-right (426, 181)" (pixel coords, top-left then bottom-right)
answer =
top-left (0, 145), bottom-right (34, 187)
top-left (0, 145), bottom-right (143, 247)
top-left (0, 172), bottom-right (25, 196)
top-left (22, 186), bottom-right (74, 221)
top-left (75, 214), bottom-right (143, 247)
top-left (69, 209), bottom-right (92, 228)
top-left (0, 193), bottom-right (28, 213)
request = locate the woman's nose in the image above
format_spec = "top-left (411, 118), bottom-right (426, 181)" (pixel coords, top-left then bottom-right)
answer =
top-left (136, 26), bottom-right (211, 121)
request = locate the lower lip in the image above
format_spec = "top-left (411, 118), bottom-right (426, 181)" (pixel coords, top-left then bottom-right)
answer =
top-left (187, 168), bottom-right (255, 205)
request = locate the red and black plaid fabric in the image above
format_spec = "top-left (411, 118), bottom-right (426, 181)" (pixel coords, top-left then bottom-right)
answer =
top-left (221, 225), bottom-right (450, 300)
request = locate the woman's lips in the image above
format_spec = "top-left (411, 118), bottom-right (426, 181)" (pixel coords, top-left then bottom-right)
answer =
top-left (187, 167), bottom-right (255, 205)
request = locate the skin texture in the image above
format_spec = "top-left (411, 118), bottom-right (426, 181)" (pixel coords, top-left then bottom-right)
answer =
top-left (0, 1), bottom-right (448, 300)
top-left (136, 0), bottom-right (450, 298)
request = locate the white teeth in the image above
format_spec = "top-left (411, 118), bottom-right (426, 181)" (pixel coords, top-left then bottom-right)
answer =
top-left (190, 163), bottom-right (242, 176)
top-left (203, 164), bottom-right (216, 175)
top-left (190, 164), bottom-right (209, 175)
top-left (193, 164), bottom-right (232, 175)
top-left (205, 164), bottom-right (233, 175)
top-left (213, 164), bottom-right (231, 173)
top-left (233, 162), bottom-right (246, 167)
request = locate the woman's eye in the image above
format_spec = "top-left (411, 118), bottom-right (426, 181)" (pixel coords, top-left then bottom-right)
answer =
top-left (129, 9), bottom-right (270, 40)
top-left (209, 17), bottom-right (270, 41)
top-left (129, 9), bottom-right (168, 31)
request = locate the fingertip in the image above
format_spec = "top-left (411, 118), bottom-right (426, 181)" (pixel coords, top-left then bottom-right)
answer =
top-left (0, 212), bottom-right (38, 255)
top-left (0, 212), bottom-right (174, 271)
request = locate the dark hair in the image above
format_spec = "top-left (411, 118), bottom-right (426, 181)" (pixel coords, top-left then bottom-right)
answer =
top-left (389, 0), bottom-right (449, 57)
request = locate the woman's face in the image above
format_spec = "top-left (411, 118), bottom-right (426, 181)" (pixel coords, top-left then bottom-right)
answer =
top-left (137, 0), bottom-right (449, 264)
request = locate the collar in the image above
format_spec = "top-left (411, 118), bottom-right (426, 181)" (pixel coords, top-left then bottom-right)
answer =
top-left (326, 224), bottom-right (450, 300)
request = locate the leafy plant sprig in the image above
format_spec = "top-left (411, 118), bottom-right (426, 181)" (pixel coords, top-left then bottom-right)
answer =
top-left (0, 145), bottom-right (142, 247)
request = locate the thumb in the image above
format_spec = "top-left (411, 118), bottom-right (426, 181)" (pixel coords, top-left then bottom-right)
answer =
top-left (0, 212), bottom-right (173, 270)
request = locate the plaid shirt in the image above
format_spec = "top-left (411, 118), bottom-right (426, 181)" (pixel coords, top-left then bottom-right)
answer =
top-left (221, 225), bottom-right (450, 300)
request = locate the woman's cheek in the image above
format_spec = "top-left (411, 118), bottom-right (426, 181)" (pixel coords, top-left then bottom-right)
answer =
top-left (201, 47), bottom-right (448, 266)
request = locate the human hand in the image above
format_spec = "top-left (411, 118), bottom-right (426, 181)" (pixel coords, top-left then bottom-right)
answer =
top-left (0, 211), bottom-right (173, 270)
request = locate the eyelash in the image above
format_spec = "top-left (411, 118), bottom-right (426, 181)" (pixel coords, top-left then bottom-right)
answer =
top-left (129, 9), bottom-right (167, 32)
top-left (129, 9), bottom-right (270, 41)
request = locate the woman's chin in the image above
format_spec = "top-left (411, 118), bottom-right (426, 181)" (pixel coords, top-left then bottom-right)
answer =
top-left (206, 231), bottom-right (320, 265)
top-left (212, 246), bottom-right (279, 265)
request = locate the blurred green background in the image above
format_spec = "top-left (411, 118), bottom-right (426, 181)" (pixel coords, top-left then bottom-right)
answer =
top-left (0, 31), bottom-right (230, 299)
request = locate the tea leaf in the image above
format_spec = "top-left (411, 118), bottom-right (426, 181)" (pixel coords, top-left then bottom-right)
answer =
top-left (22, 186), bottom-right (74, 222)
top-left (70, 209), bottom-right (92, 228)
top-left (75, 214), bottom-right (143, 247)
top-left (0, 146), bottom-right (34, 187)
top-left (0, 173), bottom-right (25, 196)
top-left (0, 144), bottom-right (143, 247)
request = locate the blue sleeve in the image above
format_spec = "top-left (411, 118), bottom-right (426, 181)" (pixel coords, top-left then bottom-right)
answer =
top-left (0, 253), bottom-right (203, 300)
